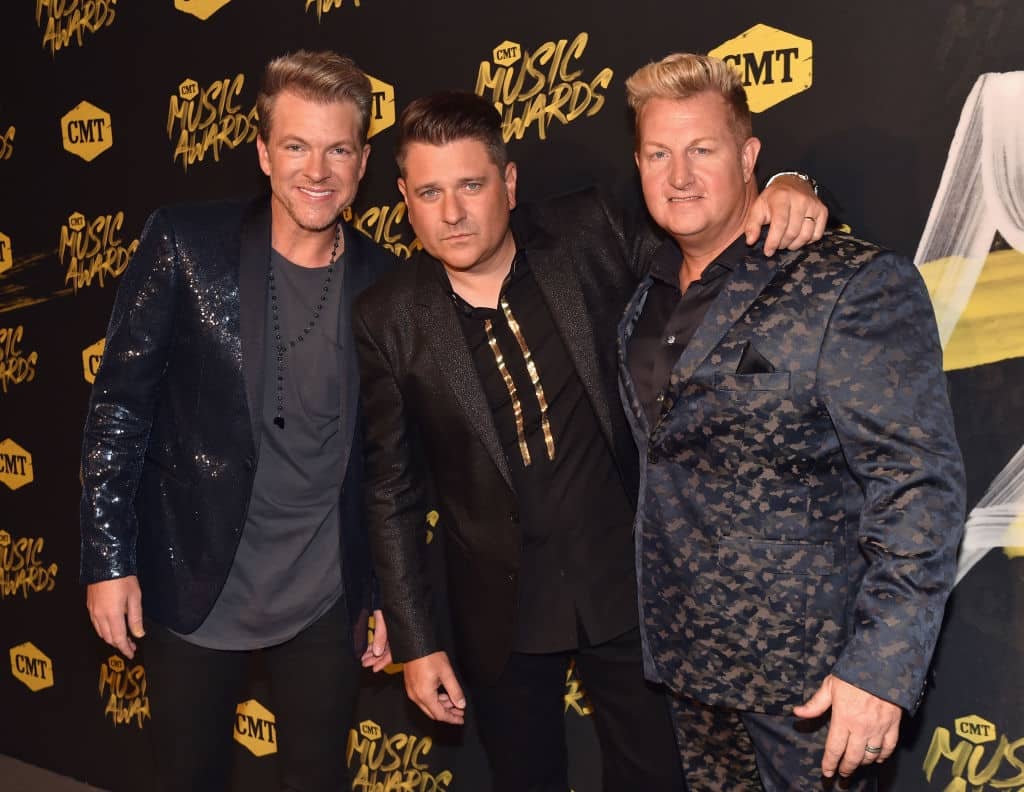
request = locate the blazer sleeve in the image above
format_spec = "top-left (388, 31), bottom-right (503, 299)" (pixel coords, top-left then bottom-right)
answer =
top-left (79, 208), bottom-right (179, 584)
top-left (352, 298), bottom-right (440, 663)
top-left (820, 252), bottom-right (966, 713)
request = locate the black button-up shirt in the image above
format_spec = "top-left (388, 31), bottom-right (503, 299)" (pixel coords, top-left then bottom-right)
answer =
top-left (444, 252), bottom-right (637, 653)
top-left (628, 234), bottom-right (754, 429)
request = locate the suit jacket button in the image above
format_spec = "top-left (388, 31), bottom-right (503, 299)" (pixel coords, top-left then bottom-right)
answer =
top-left (507, 573), bottom-right (515, 583)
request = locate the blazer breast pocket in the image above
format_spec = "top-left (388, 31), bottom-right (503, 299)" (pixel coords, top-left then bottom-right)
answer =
top-left (713, 371), bottom-right (791, 392)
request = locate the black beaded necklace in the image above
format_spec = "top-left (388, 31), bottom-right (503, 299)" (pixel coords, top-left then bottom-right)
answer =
top-left (267, 222), bottom-right (341, 429)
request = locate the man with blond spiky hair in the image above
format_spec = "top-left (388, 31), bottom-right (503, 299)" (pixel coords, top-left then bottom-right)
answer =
top-left (619, 52), bottom-right (965, 790)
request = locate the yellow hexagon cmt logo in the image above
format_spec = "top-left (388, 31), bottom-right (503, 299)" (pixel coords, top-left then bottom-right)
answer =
top-left (83, 338), bottom-right (105, 384)
top-left (709, 24), bottom-right (813, 112)
top-left (0, 232), bottom-right (11, 275)
top-left (955, 714), bottom-right (998, 744)
top-left (67, 212), bottom-right (86, 232)
top-left (492, 40), bottom-right (522, 66)
top-left (174, 0), bottom-right (233, 21)
top-left (234, 699), bottom-right (277, 756)
top-left (359, 719), bottom-right (382, 740)
top-left (178, 79), bottom-right (200, 100)
top-left (0, 438), bottom-right (34, 491)
top-left (10, 642), bottom-right (54, 692)
top-left (106, 655), bottom-right (126, 673)
top-left (61, 101), bottom-right (113, 162)
top-left (365, 74), bottom-right (395, 140)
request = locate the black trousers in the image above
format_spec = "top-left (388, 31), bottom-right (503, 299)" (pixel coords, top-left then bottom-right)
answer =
top-left (668, 693), bottom-right (879, 792)
top-left (143, 597), bottom-right (359, 792)
top-left (471, 627), bottom-right (685, 792)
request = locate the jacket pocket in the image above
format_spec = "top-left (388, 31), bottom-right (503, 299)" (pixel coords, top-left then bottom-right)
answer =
top-left (718, 536), bottom-right (835, 576)
top-left (713, 371), bottom-right (791, 392)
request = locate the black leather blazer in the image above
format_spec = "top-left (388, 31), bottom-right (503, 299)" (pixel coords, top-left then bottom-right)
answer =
top-left (80, 196), bottom-right (396, 651)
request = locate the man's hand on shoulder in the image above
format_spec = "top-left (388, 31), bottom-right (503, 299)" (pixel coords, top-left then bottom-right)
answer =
top-left (747, 173), bottom-right (828, 256)
top-left (403, 651), bottom-right (466, 725)
top-left (794, 673), bottom-right (902, 779)
top-left (86, 576), bottom-right (144, 659)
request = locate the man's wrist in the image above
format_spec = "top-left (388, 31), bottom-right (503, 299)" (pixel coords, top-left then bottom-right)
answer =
top-left (765, 170), bottom-right (819, 196)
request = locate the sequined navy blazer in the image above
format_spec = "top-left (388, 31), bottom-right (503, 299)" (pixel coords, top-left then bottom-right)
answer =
top-left (79, 196), bottom-right (396, 651)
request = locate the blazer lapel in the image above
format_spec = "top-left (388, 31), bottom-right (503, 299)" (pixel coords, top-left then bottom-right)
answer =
top-left (415, 258), bottom-right (514, 490)
top-left (653, 247), bottom-right (801, 435)
top-left (238, 197), bottom-right (272, 448)
top-left (334, 223), bottom-right (373, 484)
top-left (528, 239), bottom-right (618, 453)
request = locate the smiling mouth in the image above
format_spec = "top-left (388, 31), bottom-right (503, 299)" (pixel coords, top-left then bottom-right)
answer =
top-left (668, 195), bottom-right (702, 202)
top-left (298, 187), bottom-right (334, 199)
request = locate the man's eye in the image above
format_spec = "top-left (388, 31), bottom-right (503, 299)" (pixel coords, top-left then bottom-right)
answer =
top-left (419, 189), bottom-right (439, 200)
top-left (464, 182), bottom-right (483, 192)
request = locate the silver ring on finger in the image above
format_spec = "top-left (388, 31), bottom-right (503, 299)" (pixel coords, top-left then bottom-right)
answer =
top-left (864, 745), bottom-right (882, 754)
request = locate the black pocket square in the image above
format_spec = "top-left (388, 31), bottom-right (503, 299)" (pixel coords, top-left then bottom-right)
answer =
top-left (736, 342), bottom-right (776, 375)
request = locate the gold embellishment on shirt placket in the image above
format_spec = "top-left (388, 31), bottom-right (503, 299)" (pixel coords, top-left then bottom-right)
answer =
top-left (500, 296), bottom-right (556, 461)
top-left (485, 318), bottom-right (532, 466)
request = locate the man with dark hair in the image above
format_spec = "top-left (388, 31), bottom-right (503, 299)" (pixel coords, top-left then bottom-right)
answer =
top-left (353, 90), bottom-right (826, 792)
top-left (81, 50), bottom-right (395, 792)
top-left (620, 52), bottom-right (965, 790)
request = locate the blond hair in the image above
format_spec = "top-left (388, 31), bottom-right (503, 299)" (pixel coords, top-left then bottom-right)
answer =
top-left (257, 50), bottom-right (372, 144)
top-left (625, 53), bottom-right (751, 143)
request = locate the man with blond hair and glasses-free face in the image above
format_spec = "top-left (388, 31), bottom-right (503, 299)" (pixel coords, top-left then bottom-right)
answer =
top-left (80, 51), bottom-right (396, 792)
top-left (619, 53), bottom-right (965, 790)
top-left (353, 89), bottom-right (827, 792)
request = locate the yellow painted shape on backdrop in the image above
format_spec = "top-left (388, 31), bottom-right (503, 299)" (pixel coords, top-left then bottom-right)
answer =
top-left (920, 248), bottom-right (1024, 371)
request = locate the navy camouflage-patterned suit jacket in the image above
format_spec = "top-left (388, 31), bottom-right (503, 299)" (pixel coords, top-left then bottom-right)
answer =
top-left (617, 232), bottom-right (965, 715)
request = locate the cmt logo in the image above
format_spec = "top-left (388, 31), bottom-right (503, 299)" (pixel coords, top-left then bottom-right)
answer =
top-left (61, 101), bottom-right (113, 162)
top-left (0, 232), bottom-right (11, 274)
top-left (0, 438), bottom-right (33, 491)
top-left (178, 79), bottom-right (199, 101)
top-left (174, 0), bottom-right (232, 20)
top-left (924, 714), bottom-right (1024, 789)
top-left (10, 642), bottom-right (53, 692)
top-left (954, 714), bottom-right (997, 744)
top-left (83, 339), bottom-right (105, 384)
top-left (366, 74), bottom-right (395, 139)
top-left (709, 24), bottom-right (813, 112)
top-left (234, 699), bottom-right (277, 756)
top-left (492, 40), bottom-right (521, 67)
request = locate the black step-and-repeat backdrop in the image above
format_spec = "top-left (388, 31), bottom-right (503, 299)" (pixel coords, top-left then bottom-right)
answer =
top-left (2, 2), bottom-right (1023, 790)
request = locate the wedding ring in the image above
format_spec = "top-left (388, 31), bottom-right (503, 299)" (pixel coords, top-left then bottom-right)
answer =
top-left (864, 745), bottom-right (882, 754)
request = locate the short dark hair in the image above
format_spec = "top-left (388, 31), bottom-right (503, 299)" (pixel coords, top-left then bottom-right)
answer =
top-left (257, 50), bottom-right (372, 144)
top-left (395, 91), bottom-right (508, 176)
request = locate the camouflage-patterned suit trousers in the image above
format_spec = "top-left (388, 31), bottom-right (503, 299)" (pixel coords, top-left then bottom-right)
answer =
top-left (668, 692), bottom-right (879, 791)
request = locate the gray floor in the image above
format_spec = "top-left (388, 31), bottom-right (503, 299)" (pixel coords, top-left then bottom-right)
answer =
top-left (0, 755), bottom-right (108, 792)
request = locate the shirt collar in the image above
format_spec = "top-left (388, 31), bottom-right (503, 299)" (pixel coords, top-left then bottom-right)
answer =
top-left (649, 231), bottom-right (764, 288)
top-left (439, 249), bottom-right (530, 318)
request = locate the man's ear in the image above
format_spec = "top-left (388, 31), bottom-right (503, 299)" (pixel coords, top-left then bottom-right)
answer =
top-left (397, 177), bottom-right (408, 201)
top-left (504, 161), bottom-right (518, 211)
top-left (256, 135), bottom-right (271, 177)
top-left (740, 136), bottom-right (762, 184)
